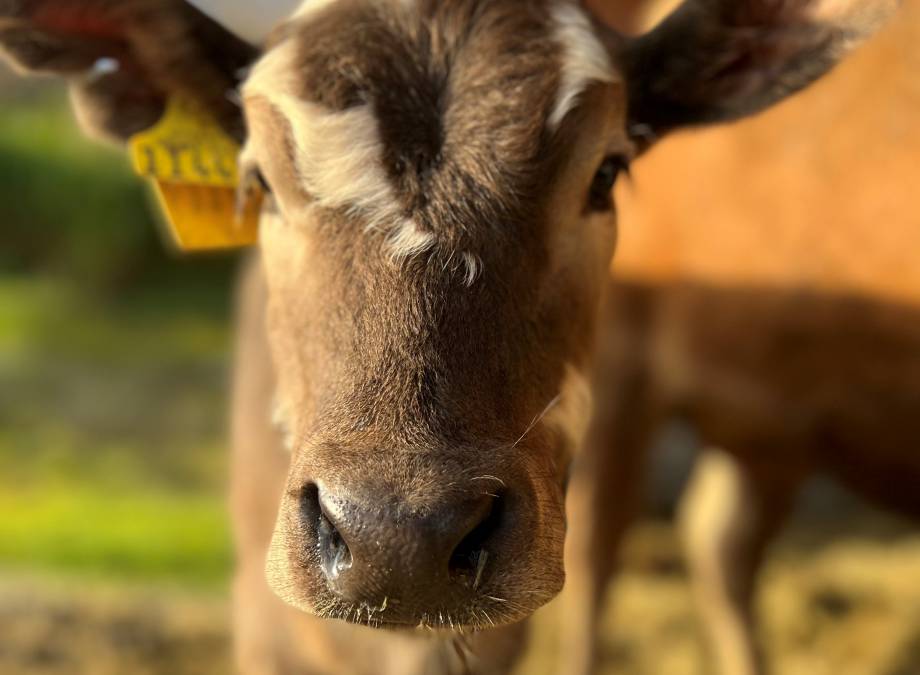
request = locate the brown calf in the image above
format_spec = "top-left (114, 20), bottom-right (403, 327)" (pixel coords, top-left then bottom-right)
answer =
top-left (0, 0), bottom-right (899, 673)
top-left (563, 2), bottom-right (920, 674)
top-left (565, 279), bottom-right (920, 675)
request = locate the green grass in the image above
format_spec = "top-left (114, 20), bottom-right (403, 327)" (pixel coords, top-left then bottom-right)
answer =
top-left (0, 91), bottom-right (240, 588)
top-left (0, 276), bottom-right (234, 587)
top-left (0, 93), bottom-right (158, 280)
top-left (0, 486), bottom-right (231, 586)
top-left (0, 90), bottom-right (238, 297)
top-left (0, 90), bottom-right (238, 587)
top-left (0, 276), bottom-right (229, 365)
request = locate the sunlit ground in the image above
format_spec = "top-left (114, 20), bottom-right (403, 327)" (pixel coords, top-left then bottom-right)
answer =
top-left (1, 82), bottom-right (919, 675)
top-left (524, 517), bottom-right (920, 675)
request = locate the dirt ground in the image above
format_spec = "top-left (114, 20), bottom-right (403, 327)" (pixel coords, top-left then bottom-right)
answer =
top-left (523, 517), bottom-right (920, 675)
top-left (0, 580), bottom-right (231, 675)
top-left (2, 518), bottom-right (919, 675)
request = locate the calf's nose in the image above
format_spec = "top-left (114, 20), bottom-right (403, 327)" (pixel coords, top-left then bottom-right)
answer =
top-left (301, 483), bottom-right (502, 608)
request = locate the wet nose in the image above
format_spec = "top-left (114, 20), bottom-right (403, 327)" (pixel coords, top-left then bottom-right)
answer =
top-left (301, 484), bottom-right (503, 608)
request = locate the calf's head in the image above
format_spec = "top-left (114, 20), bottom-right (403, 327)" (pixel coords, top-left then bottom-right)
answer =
top-left (1, 0), bottom-right (897, 630)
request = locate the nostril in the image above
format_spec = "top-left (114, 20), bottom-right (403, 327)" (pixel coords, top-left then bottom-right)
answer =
top-left (449, 492), bottom-right (504, 587)
top-left (318, 504), bottom-right (352, 580)
top-left (301, 484), bottom-right (353, 581)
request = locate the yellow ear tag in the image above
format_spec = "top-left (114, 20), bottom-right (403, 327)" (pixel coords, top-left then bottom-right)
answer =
top-left (129, 97), bottom-right (261, 250)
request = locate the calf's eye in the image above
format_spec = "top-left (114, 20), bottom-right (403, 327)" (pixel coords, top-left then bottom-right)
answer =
top-left (253, 168), bottom-right (272, 194)
top-left (237, 165), bottom-right (274, 216)
top-left (588, 155), bottom-right (629, 212)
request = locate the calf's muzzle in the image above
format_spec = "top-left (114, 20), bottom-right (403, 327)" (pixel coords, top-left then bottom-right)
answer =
top-left (301, 481), bottom-right (506, 617)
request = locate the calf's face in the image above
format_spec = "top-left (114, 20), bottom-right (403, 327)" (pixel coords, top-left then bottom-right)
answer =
top-left (243, 1), bottom-right (627, 627)
top-left (0, 0), bottom-right (898, 632)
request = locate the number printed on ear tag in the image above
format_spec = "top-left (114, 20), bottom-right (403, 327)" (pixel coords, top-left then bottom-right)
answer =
top-left (129, 97), bottom-right (261, 250)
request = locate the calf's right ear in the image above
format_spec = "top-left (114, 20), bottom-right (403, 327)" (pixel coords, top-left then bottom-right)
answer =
top-left (610, 0), bottom-right (900, 149)
top-left (0, 0), bottom-right (258, 143)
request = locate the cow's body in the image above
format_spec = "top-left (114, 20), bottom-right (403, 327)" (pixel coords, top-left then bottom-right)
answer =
top-left (564, 3), bottom-right (920, 674)
top-left (583, 277), bottom-right (920, 523)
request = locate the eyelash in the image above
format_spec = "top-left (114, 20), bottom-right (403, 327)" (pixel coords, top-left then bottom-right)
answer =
top-left (588, 155), bottom-right (630, 212)
top-left (237, 166), bottom-right (276, 217)
top-left (254, 168), bottom-right (271, 193)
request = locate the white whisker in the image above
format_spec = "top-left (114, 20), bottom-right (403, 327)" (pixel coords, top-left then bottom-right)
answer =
top-left (510, 393), bottom-right (562, 449)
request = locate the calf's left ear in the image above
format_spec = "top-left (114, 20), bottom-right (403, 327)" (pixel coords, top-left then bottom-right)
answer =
top-left (609, 0), bottom-right (900, 147)
top-left (0, 0), bottom-right (258, 143)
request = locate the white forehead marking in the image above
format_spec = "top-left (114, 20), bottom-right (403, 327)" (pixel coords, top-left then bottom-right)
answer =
top-left (244, 40), bottom-right (456, 271)
top-left (244, 42), bottom-right (400, 227)
top-left (387, 219), bottom-right (438, 260)
top-left (549, 2), bottom-right (618, 130)
top-left (244, 4), bottom-right (515, 285)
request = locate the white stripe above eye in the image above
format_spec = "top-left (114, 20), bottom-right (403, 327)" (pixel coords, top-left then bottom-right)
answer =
top-left (244, 40), bottom-right (438, 261)
top-left (549, 2), bottom-right (618, 130)
top-left (243, 14), bottom-right (483, 284)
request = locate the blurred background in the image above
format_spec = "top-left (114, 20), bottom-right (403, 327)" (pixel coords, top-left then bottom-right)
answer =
top-left (2, 2), bottom-right (920, 674)
top-left (0, 69), bottom-right (236, 674)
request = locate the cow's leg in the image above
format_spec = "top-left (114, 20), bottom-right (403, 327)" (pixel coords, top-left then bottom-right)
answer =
top-left (559, 440), bottom-right (647, 675)
top-left (678, 448), bottom-right (802, 675)
top-left (558, 378), bottom-right (654, 675)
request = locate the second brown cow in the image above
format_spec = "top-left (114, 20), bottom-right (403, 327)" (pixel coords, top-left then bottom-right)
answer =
top-left (564, 2), bottom-right (920, 674)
